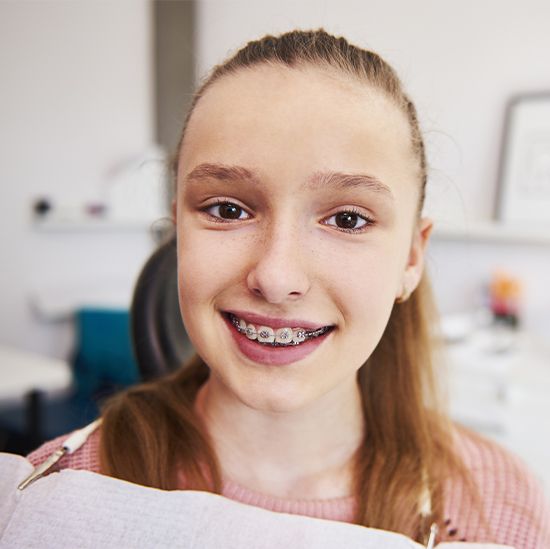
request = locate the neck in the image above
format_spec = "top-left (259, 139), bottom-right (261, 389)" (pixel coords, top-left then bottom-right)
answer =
top-left (195, 375), bottom-right (365, 500)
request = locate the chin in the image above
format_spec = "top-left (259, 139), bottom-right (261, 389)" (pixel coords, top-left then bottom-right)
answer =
top-left (232, 375), bottom-right (325, 414)
top-left (220, 378), bottom-right (315, 414)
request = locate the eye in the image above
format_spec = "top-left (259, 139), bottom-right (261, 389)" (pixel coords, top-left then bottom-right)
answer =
top-left (203, 200), bottom-right (251, 221)
top-left (322, 210), bottom-right (374, 232)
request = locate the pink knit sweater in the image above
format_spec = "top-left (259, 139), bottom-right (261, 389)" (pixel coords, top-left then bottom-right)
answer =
top-left (28, 426), bottom-right (549, 548)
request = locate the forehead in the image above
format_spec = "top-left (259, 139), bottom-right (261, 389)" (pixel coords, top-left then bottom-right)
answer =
top-left (180, 64), bottom-right (417, 189)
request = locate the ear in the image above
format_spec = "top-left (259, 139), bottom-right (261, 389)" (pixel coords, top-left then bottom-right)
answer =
top-left (398, 217), bottom-right (433, 298)
top-left (171, 198), bottom-right (177, 223)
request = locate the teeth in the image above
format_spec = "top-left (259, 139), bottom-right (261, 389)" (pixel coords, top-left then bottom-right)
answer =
top-left (245, 323), bottom-right (257, 340)
top-left (229, 314), bottom-right (330, 346)
top-left (275, 327), bottom-right (293, 344)
top-left (257, 326), bottom-right (275, 343)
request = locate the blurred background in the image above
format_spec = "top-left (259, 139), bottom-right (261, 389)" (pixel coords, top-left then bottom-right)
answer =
top-left (1, 0), bottom-right (549, 490)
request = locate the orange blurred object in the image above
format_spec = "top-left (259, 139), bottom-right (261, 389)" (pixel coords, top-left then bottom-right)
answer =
top-left (489, 271), bottom-right (522, 325)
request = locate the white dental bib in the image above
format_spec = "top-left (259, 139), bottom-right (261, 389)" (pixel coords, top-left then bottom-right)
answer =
top-left (0, 453), bottom-right (513, 549)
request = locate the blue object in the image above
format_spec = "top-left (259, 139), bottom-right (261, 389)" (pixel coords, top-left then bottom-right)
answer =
top-left (0, 307), bottom-right (139, 453)
top-left (73, 307), bottom-right (139, 400)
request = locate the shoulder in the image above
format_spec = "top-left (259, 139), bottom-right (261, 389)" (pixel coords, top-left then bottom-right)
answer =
top-left (27, 426), bottom-right (101, 474)
top-left (444, 424), bottom-right (550, 548)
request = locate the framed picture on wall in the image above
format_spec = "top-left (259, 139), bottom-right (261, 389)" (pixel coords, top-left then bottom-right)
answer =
top-left (496, 93), bottom-right (550, 225)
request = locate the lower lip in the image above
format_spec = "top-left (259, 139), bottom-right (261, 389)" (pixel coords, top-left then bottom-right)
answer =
top-left (222, 314), bottom-right (332, 366)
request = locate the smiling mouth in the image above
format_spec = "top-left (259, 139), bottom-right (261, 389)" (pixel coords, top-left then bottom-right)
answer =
top-left (226, 313), bottom-right (333, 347)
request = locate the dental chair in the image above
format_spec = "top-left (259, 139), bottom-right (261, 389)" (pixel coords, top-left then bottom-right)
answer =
top-left (1, 237), bottom-right (188, 455)
top-left (130, 235), bottom-right (195, 380)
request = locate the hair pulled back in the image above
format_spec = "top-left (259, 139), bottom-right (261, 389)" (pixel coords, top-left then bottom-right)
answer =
top-left (100, 29), bottom-right (476, 542)
top-left (175, 29), bottom-right (427, 210)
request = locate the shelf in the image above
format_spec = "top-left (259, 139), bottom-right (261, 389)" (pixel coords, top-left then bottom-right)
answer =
top-left (31, 214), bottom-right (175, 236)
top-left (33, 218), bottom-right (153, 232)
top-left (432, 222), bottom-right (550, 245)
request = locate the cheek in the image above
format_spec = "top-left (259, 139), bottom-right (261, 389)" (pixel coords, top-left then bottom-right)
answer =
top-left (176, 222), bottom-right (252, 311)
top-left (327, 241), bottom-right (404, 328)
top-left (337, 255), bottom-right (400, 369)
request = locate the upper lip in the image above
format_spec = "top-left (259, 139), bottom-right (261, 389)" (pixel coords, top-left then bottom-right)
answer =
top-left (225, 310), bottom-right (330, 330)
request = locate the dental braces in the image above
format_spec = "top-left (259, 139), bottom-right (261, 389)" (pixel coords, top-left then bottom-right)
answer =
top-left (230, 314), bottom-right (330, 346)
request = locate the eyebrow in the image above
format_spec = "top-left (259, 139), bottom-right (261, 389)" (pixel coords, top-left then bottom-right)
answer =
top-left (185, 162), bottom-right (393, 199)
top-left (308, 171), bottom-right (394, 199)
top-left (185, 163), bottom-right (260, 185)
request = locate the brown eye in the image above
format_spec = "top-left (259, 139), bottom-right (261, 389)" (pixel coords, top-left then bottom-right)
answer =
top-left (219, 203), bottom-right (242, 219)
top-left (335, 212), bottom-right (360, 229)
top-left (323, 210), bottom-right (372, 232)
top-left (204, 201), bottom-right (250, 221)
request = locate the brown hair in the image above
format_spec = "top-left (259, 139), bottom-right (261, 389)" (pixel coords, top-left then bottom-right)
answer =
top-left (100, 29), bottom-right (478, 541)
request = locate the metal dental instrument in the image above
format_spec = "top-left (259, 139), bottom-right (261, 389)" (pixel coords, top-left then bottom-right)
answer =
top-left (17, 418), bottom-right (102, 491)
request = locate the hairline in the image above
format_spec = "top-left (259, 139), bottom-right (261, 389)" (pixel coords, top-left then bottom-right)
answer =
top-left (174, 56), bottom-right (424, 215)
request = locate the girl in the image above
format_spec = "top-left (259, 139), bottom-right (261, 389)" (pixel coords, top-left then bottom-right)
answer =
top-left (29, 29), bottom-right (549, 547)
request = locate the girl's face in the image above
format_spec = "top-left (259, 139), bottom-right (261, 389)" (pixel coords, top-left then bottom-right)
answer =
top-left (175, 64), bottom-right (431, 413)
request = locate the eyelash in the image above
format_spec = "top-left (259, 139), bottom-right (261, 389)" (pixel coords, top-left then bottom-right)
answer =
top-left (322, 208), bottom-right (375, 234)
top-left (200, 200), bottom-right (375, 233)
top-left (201, 199), bottom-right (252, 223)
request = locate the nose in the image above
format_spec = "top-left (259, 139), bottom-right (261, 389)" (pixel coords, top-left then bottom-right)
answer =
top-left (246, 226), bottom-right (311, 304)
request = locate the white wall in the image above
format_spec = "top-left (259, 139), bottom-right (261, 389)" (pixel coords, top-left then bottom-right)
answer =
top-left (195, 0), bottom-right (550, 336)
top-left (0, 1), bottom-right (156, 358)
